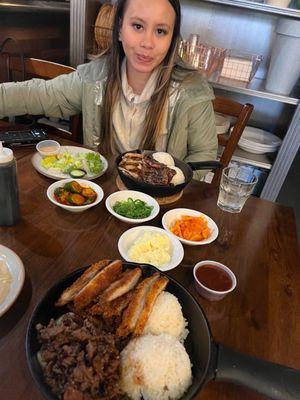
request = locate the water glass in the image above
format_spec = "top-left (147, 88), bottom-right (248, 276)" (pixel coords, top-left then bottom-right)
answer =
top-left (217, 166), bottom-right (258, 213)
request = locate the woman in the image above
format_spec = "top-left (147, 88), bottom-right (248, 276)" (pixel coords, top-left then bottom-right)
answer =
top-left (0, 0), bottom-right (217, 179)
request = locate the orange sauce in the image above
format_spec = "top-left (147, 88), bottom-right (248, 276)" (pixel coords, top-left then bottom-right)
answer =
top-left (40, 146), bottom-right (57, 153)
top-left (196, 264), bottom-right (232, 291)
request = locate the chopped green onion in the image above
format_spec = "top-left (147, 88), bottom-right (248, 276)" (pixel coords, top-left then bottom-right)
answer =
top-left (112, 198), bottom-right (153, 219)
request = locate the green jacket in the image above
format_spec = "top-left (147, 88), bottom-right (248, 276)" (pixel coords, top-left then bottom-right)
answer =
top-left (0, 57), bottom-right (217, 179)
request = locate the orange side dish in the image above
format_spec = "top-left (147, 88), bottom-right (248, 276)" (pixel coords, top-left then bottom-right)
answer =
top-left (170, 215), bottom-right (211, 241)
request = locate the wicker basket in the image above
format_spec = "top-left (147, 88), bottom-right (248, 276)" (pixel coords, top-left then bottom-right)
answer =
top-left (94, 3), bottom-right (116, 52)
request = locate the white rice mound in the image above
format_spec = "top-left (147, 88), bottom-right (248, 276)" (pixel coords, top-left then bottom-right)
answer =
top-left (143, 291), bottom-right (188, 342)
top-left (170, 166), bottom-right (185, 186)
top-left (152, 151), bottom-right (175, 166)
top-left (120, 334), bottom-right (192, 400)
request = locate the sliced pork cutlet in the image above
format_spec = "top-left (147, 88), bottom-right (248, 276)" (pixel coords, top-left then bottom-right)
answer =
top-left (73, 260), bottom-right (122, 309)
top-left (55, 259), bottom-right (111, 306)
top-left (119, 168), bottom-right (141, 181)
top-left (90, 290), bottom-right (134, 318)
top-left (116, 272), bottom-right (160, 338)
top-left (100, 267), bottom-right (142, 302)
top-left (119, 153), bottom-right (143, 165)
top-left (133, 276), bottom-right (169, 336)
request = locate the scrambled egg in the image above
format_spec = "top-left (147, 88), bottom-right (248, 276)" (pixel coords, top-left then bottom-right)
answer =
top-left (128, 232), bottom-right (172, 267)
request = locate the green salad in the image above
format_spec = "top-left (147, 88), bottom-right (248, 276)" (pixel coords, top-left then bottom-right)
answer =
top-left (40, 151), bottom-right (103, 176)
top-left (113, 198), bottom-right (153, 219)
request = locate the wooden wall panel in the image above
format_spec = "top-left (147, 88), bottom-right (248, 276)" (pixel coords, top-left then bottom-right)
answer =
top-left (0, 11), bottom-right (70, 82)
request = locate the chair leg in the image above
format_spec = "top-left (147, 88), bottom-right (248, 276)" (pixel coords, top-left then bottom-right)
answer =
top-left (211, 168), bottom-right (223, 186)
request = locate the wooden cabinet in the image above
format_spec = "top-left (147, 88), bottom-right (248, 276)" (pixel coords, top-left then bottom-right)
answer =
top-left (0, 1), bottom-right (70, 82)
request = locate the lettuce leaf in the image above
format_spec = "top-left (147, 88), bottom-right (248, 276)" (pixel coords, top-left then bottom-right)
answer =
top-left (40, 151), bottom-right (103, 175)
top-left (85, 152), bottom-right (103, 174)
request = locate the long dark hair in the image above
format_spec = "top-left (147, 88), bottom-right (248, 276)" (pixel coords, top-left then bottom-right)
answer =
top-left (101, 0), bottom-right (182, 154)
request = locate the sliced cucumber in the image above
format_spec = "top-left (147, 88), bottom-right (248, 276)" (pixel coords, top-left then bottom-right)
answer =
top-left (69, 169), bottom-right (86, 178)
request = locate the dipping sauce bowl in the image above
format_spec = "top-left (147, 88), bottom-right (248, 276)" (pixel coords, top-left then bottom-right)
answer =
top-left (36, 140), bottom-right (60, 157)
top-left (193, 260), bottom-right (237, 301)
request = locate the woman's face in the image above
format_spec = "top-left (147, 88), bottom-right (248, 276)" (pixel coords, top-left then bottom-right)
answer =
top-left (119, 0), bottom-right (176, 81)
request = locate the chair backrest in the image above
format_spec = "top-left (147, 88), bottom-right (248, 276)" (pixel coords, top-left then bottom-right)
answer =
top-left (8, 57), bottom-right (75, 79)
top-left (1, 55), bottom-right (82, 143)
top-left (212, 96), bottom-right (254, 185)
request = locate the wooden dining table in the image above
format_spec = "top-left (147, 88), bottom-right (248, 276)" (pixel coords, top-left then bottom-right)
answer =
top-left (0, 127), bottom-right (299, 400)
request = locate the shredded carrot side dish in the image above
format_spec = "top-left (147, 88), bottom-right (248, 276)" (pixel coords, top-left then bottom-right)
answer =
top-left (170, 215), bottom-right (211, 241)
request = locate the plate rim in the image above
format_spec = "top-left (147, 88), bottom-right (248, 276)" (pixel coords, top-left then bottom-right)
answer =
top-left (0, 244), bottom-right (25, 317)
top-left (240, 128), bottom-right (282, 146)
top-left (237, 143), bottom-right (277, 154)
top-left (31, 146), bottom-right (108, 181)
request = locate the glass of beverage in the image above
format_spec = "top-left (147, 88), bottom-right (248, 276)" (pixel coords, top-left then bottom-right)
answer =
top-left (217, 166), bottom-right (258, 213)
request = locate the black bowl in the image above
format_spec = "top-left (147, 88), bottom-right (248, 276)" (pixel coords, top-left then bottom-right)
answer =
top-left (116, 150), bottom-right (193, 198)
top-left (26, 262), bottom-right (212, 400)
top-left (116, 150), bottom-right (222, 198)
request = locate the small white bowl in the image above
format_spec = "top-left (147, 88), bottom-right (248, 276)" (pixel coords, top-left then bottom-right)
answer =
top-left (162, 208), bottom-right (218, 246)
top-left (36, 140), bottom-right (60, 157)
top-left (47, 178), bottom-right (104, 212)
top-left (118, 225), bottom-right (184, 271)
top-left (105, 190), bottom-right (160, 224)
top-left (193, 260), bottom-right (237, 301)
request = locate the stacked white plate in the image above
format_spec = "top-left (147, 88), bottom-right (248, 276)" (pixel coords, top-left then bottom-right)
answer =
top-left (215, 112), bottom-right (231, 134)
top-left (237, 126), bottom-right (282, 154)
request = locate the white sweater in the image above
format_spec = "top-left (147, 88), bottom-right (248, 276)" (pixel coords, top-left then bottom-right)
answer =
top-left (112, 59), bottom-right (168, 152)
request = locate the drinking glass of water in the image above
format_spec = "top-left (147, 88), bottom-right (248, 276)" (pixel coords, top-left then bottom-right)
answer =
top-left (217, 166), bottom-right (258, 213)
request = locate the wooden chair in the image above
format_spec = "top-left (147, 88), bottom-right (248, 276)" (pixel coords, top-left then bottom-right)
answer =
top-left (0, 55), bottom-right (82, 143)
top-left (212, 96), bottom-right (254, 185)
top-left (10, 57), bottom-right (75, 78)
